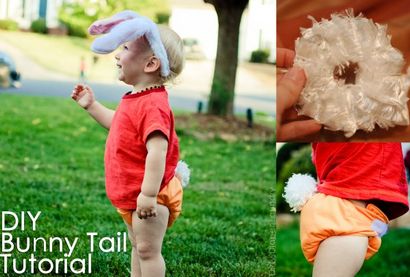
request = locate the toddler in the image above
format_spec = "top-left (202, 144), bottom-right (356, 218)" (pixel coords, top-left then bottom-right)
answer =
top-left (71, 11), bottom-right (186, 277)
top-left (287, 143), bottom-right (409, 277)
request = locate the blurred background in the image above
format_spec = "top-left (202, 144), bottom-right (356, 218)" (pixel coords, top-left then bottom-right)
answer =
top-left (0, 0), bottom-right (274, 118)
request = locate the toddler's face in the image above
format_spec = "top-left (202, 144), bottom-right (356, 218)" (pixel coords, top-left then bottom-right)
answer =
top-left (114, 37), bottom-right (153, 85)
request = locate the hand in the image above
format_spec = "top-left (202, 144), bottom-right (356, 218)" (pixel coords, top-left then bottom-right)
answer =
top-left (276, 48), bottom-right (322, 141)
top-left (71, 84), bottom-right (95, 110)
top-left (136, 193), bottom-right (158, 219)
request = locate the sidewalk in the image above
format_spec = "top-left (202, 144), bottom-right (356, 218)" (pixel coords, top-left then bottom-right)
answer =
top-left (0, 40), bottom-right (70, 81)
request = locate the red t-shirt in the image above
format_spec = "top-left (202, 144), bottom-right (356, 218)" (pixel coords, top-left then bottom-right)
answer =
top-left (312, 143), bottom-right (409, 219)
top-left (104, 86), bottom-right (179, 209)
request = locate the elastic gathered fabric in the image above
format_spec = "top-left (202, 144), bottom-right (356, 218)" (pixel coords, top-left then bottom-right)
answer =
top-left (294, 11), bottom-right (410, 137)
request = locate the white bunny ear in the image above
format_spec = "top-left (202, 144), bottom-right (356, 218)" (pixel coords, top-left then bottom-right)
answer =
top-left (90, 17), bottom-right (150, 54)
top-left (144, 23), bottom-right (170, 77)
top-left (88, 10), bottom-right (171, 77)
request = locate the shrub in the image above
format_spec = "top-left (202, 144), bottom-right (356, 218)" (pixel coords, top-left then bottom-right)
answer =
top-left (156, 12), bottom-right (170, 24)
top-left (31, 18), bottom-right (47, 34)
top-left (250, 49), bottom-right (270, 63)
top-left (61, 18), bottom-right (91, 38)
top-left (276, 145), bottom-right (316, 213)
top-left (0, 19), bottom-right (18, 31)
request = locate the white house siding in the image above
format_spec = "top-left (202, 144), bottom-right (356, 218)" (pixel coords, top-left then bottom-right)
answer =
top-left (0, 0), bottom-right (62, 29)
top-left (0, 0), bottom-right (8, 18)
top-left (240, 0), bottom-right (275, 62)
top-left (46, 0), bottom-right (63, 28)
top-left (0, 0), bottom-right (27, 22)
top-left (171, 0), bottom-right (275, 62)
top-left (170, 6), bottom-right (218, 60)
top-left (1, 0), bottom-right (275, 62)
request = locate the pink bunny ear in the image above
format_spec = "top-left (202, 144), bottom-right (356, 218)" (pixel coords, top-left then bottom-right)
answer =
top-left (88, 18), bottom-right (127, 35)
top-left (88, 10), bottom-right (139, 35)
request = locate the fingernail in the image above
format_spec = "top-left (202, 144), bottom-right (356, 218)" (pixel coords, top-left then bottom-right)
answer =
top-left (284, 67), bottom-right (304, 82)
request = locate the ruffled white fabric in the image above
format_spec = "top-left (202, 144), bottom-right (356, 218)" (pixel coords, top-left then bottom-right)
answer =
top-left (294, 11), bottom-right (410, 137)
top-left (88, 10), bottom-right (170, 77)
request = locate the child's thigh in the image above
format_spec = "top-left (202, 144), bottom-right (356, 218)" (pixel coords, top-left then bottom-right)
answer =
top-left (132, 204), bottom-right (169, 247)
top-left (313, 235), bottom-right (368, 277)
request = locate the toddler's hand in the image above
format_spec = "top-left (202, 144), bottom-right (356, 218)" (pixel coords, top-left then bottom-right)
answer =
top-left (276, 48), bottom-right (322, 141)
top-left (71, 84), bottom-right (95, 109)
top-left (136, 193), bottom-right (158, 219)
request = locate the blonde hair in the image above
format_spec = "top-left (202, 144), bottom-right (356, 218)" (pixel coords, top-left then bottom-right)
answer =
top-left (157, 25), bottom-right (184, 84)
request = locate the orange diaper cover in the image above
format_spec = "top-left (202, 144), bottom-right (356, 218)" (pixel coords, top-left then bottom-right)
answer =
top-left (300, 193), bottom-right (389, 263)
top-left (117, 176), bottom-right (183, 228)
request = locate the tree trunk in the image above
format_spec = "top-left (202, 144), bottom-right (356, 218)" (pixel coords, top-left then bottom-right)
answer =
top-left (205, 0), bottom-right (248, 116)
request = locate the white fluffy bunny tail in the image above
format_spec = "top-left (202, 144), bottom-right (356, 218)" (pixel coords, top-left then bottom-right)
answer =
top-left (175, 161), bottom-right (190, 188)
top-left (283, 174), bottom-right (317, 213)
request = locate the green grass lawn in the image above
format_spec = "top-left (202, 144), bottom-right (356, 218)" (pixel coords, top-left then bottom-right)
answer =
top-left (0, 94), bottom-right (275, 276)
top-left (277, 221), bottom-right (410, 277)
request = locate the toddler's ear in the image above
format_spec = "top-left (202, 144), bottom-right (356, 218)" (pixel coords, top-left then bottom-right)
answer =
top-left (144, 56), bottom-right (161, 74)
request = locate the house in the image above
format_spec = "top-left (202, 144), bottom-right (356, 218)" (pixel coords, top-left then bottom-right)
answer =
top-left (170, 0), bottom-right (275, 62)
top-left (0, 0), bottom-right (63, 29)
top-left (0, 0), bottom-right (275, 62)
top-left (241, 0), bottom-right (275, 62)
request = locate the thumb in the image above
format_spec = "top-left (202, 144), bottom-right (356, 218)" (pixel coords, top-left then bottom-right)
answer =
top-left (277, 67), bottom-right (306, 112)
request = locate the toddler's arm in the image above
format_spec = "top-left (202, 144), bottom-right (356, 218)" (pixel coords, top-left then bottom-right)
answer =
top-left (71, 84), bottom-right (115, 129)
top-left (137, 132), bottom-right (168, 219)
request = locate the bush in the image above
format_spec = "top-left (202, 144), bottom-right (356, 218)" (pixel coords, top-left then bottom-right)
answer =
top-left (250, 49), bottom-right (270, 63)
top-left (0, 19), bottom-right (18, 31)
top-left (277, 143), bottom-right (307, 174)
top-left (31, 18), bottom-right (47, 34)
top-left (59, 18), bottom-right (89, 38)
top-left (276, 145), bottom-right (316, 213)
top-left (156, 12), bottom-right (170, 24)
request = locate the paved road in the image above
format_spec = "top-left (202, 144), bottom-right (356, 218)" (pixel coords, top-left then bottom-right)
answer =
top-left (0, 39), bottom-right (274, 116)
top-left (0, 78), bottom-right (273, 115)
top-left (4, 79), bottom-right (205, 110)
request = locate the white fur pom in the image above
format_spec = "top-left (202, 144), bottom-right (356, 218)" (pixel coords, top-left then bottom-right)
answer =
top-left (283, 174), bottom-right (317, 212)
top-left (295, 11), bottom-right (410, 137)
top-left (175, 161), bottom-right (190, 188)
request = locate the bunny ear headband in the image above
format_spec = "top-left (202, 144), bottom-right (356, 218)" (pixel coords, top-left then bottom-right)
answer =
top-left (88, 10), bottom-right (170, 77)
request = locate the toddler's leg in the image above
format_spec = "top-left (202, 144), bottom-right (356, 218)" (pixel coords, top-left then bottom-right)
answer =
top-left (132, 204), bottom-right (169, 277)
top-left (313, 236), bottom-right (368, 277)
top-left (125, 224), bottom-right (142, 277)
